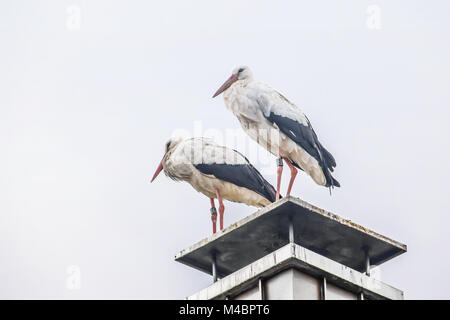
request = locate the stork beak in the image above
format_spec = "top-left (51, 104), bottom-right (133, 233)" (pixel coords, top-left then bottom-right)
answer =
top-left (212, 74), bottom-right (238, 98)
top-left (151, 159), bottom-right (164, 183)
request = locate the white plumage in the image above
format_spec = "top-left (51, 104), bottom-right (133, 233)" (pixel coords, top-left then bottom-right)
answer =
top-left (163, 137), bottom-right (272, 207)
top-left (151, 137), bottom-right (277, 233)
top-left (213, 65), bottom-right (339, 197)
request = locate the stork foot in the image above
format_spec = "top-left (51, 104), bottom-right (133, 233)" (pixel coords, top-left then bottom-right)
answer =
top-left (216, 189), bottom-right (225, 231)
top-left (219, 204), bottom-right (224, 230)
top-left (284, 158), bottom-right (298, 197)
top-left (210, 198), bottom-right (217, 234)
top-left (276, 157), bottom-right (283, 201)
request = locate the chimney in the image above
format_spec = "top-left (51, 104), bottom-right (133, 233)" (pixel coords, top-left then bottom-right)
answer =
top-left (175, 196), bottom-right (406, 300)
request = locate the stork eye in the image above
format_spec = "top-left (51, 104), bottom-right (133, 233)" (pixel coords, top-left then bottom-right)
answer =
top-left (238, 68), bottom-right (244, 73)
top-left (165, 141), bottom-right (171, 152)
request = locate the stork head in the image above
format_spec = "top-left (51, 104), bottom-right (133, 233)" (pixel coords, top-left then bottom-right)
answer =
top-left (150, 137), bottom-right (183, 182)
top-left (212, 65), bottom-right (253, 98)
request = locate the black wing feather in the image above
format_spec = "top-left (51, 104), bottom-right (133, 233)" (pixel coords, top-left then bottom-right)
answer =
top-left (194, 152), bottom-right (277, 203)
top-left (265, 112), bottom-right (340, 188)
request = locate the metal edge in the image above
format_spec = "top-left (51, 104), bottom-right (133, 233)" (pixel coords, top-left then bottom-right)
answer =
top-left (288, 197), bottom-right (407, 251)
top-left (175, 197), bottom-right (291, 260)
top-left (188, 243), bottom-right (404, 300)
top-left (175, 196), bottom-right (407, 262)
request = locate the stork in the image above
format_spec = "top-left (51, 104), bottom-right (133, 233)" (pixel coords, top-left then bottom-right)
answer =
top-left (151, 137), bottom-right (278, 233)
top-left (213, 65), bottom-right (340, 200)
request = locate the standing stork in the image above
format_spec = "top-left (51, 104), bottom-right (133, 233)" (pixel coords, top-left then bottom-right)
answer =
top-left (151, 137), bottom-right (277, 233)
top-left (213, 65), bottom-right (340, 200)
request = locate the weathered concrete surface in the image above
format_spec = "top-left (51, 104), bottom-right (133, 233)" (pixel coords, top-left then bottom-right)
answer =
top-left (175, 196), bottom-right (406, 277)
top-left (187, 243), bottom-right (404, 300)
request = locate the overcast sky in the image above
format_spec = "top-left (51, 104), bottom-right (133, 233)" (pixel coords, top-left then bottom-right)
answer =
top-left (1, 0), bottom-right (449, 299)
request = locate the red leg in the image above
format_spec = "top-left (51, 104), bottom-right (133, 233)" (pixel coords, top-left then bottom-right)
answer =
top-left (210, 198), bottom-right (217, 234)
top-left (283, 158), bottom-right (298, 197)
top-left (276, 150), bottom-right (283, 201)
top-left (215, 189), bottom-right (225, 230)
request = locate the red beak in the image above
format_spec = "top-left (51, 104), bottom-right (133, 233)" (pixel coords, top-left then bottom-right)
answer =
top-left (151, 159), bottom-right (164, 183)
top-left (212, 74), bottom-right (238, 98)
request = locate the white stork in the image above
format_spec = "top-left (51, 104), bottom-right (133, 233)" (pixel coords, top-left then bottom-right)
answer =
top-left (213, 65), bottom-right (340, 200)
top-left (151, 137), bottom-right (277, 233)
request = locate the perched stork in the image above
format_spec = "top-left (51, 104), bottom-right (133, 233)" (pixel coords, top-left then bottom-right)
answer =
top-left (151, 137), bottom-right (277, 233)
top-left (213, 65), bottom-right (339, 200)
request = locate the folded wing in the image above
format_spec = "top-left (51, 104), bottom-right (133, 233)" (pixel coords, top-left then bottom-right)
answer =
top-left (256, 87), bottom-right (340, 188)
top-left (190, 138), bottom-right (277, 202)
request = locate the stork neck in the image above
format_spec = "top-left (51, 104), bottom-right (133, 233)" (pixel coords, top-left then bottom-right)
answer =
top-left (237, 77), bottom-right (253, 86)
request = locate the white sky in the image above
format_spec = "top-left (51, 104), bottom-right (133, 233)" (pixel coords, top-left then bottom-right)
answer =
top-left (1, 0), bottom-right (449, 299)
